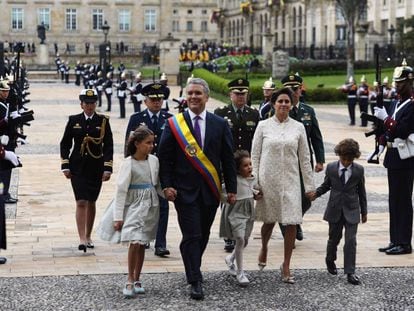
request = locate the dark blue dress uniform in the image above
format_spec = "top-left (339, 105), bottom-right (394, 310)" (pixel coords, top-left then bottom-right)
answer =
top-left (124, 82), bottom-right (172, 255)
top-left (60, 112), bottom-right (113, 202)
top-left (341, 78), bottom-right (358, 125)
top-left (357, 77), bottom-right (369, 127)
top-left (380, 62), bottom-right (414, 255)
top-left (214, 78), bottom-right (259, 152)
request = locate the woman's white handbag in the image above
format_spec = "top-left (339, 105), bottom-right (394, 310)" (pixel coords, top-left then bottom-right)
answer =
top-left (393, 134), bottom-right (414, 160)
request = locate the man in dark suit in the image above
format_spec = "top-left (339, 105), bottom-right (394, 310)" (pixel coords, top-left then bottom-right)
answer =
top-left (214, 77), bottom-right (259, 252)
top-left (124, 82), bottom-right (173, 257)
top-left (280, 74), bottom-right (325, 240)
top-left (375, 61), bottom-right (414, 255)
top-left (158, 78), bottom-right (237, 300)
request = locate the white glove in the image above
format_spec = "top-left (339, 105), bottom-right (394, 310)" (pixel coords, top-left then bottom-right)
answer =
top-left (4, 150), bottom-right (20, 166)
top-left (374, 106), bottom-right (388, 121)
top-left (0, 135), bottom-right (9, 146)
top-left (10, 110), bottom-right (21, 119)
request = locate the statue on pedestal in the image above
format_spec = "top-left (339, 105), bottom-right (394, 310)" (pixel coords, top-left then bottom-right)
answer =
top-left (37, 22), bottom-right (46, 44)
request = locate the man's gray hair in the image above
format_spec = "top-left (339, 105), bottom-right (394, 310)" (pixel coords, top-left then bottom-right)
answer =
top-left (186, 78), bottom-right (210, 96)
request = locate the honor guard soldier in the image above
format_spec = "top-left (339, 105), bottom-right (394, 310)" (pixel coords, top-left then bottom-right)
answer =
top-left (124, 82), bottom-right (173, 257)
top-left (60, 89), bottom-right (113, 252)
top-left (103, 72), bottom-right (113, 112)
top-left (259, 77), bottom-right (276, 120)
top-left (382, 76), bottom-right (396, 114)
top-left (375, 60), bottom-right (414, 255)
top-left (340, 76), bottom-right (358, 125)
top-left (357, 75), bottom-right (369, 127)
top-left (280, 73), bottom-right (325, 240)
top-left (95, 71), bottom-right (105, 107)
top-left (214, 78), bottom-right (259, 252)
top-left (116, 72), bottom-right (128, 118)
top-left (75, 60), bottom-right (82, 86)
top-left (129, 72), bottom-right (144, 113)
top-left (159, 73), bottom-right (171, 112)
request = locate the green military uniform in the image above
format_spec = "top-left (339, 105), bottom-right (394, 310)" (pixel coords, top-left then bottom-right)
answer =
top-left (214, 104), bottom-right (259, 152)
top-left (214, 78), bottom-right (260, 152)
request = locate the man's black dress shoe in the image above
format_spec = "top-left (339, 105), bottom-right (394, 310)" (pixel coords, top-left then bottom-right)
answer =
top-left (154, 247), bottom-right (170, 257)
top-left (4, 197), bottom-right (18, 204)
top-left (325, 259), bottom-right (337, 275)
top-left (347, 274), bottom-right (360, 285)
top-left (385, 244), bottom-right (412, 255)
top-left (378, 243), bottom-right (395, 252)
top-left (0, 257), bottom-right (7, 264)
top-left (190, 282), bottom-right (204, 300)
top-left (296, 225), bottom-right (304, 241)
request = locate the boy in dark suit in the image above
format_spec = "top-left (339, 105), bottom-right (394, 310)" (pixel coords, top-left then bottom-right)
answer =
top-left (310, 138), bottom-right (367, 285)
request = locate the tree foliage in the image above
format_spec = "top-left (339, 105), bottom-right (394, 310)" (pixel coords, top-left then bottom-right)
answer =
top-left (335, 0), bottom-right (368, 77)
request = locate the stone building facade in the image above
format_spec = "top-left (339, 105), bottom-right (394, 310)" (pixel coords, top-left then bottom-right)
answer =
top-left (0, 0), bottom-right (218, 56)
top-left (215, 0), bottom-right (414, 61)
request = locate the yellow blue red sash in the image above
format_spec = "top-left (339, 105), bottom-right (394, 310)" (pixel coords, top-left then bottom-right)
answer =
top-left (168, 113), bottom-right (221, 201)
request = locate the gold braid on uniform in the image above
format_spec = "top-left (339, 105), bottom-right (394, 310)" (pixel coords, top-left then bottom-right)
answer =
top-left (80, 117), bottom-right (107, 159)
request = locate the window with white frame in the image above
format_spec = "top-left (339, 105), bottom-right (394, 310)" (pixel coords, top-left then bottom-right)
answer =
top-left (65, 8), bottom-right (77, 30)
top-left (144, 9), bottom-right (156, 32)
top-left (187, 21), bottom-right (193, 32)
top-left (119, 9), bottom-right (131, 31)
top-left (38, 8), bottom-right (50, 30)
top-left (172, 20), bottom-right (180, 32)
top-left (11, 8), bottom-right (24, 30)
top-left (92, 9), bottom-right (104, 30)
top-left (201, 20), bottom-right (208, 32)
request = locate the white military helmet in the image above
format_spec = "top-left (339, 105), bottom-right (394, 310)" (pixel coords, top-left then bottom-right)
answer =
top-left (160, 72), bottom-right (167, 81)
top-left (383, 76), bottom-right (389, 84)
top-left (262, 77), bottom-right (275, 90)
top-left (360, 75), bottom-right (367, 83)
top-left (348, 76), bottom-right (354, 83)
top-left (106, 72), bottom-right (112, 79)
top-left (186, 74), bottom-right (194, 85)
top-left (136, 72), bottom-right (142, 80)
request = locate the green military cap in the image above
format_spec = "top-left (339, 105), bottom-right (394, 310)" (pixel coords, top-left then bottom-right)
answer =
top-left (141, 83), bottom-right (167, 99)
top-left (228, 78), bottom-right (249, 93)
top-left (281, 74), bottom-right (303, 87)
top-left (393, 59), bottom-right (413, 82)
top-left (79, 88), bottom-right (98, 103)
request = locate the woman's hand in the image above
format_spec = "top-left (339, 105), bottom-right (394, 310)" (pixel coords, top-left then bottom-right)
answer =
top-left (305, 191), bottom-right (317, 201)
top-left (113, 221), bottom-right (123, 231)
top-left (361, 214), bottom-right (367, 223)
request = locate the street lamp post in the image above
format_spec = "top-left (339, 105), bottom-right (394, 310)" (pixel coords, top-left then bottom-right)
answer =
top-left (388, 24), bottom-right (395, 45)
top-left (100, 21), bottom-right (111, 77)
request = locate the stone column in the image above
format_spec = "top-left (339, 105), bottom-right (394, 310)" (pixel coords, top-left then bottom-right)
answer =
top-left (36, 44), bottom-right (49, 65)
top-left (159, 33), bottom-right (180, 85)
top-left (262, 31), bottom-right (273, 68)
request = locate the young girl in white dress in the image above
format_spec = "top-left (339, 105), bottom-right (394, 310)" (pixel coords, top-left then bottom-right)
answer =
top-left (220, 150), bottom-right (262, 286)
top-left (113, 126), bottom-right (163, 298)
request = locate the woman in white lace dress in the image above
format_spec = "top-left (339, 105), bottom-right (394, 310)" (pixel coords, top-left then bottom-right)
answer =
top-left (251, 87), bottom-right (314, 283)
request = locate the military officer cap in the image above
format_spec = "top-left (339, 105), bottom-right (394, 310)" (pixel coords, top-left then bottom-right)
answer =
top-left (228, 78), bottom-right (249, 93)
top-left (0, 77), bottom-right (10, 91)
top-left (393, 59), bottom-right (413, 82)
top-left (262, 77), bottom-right (275, 90)
top-left (79, 89), bottom-right (98, 103)
top-left (281, 74), bottom-right (303, 88)
top-left (141, 83), bottom-right (167, 99)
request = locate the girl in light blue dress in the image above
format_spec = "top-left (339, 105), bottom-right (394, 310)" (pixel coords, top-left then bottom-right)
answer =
top-left (101, 126), bottom-right (163, 298)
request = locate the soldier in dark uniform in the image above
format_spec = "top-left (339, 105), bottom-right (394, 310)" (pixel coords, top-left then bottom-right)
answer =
top-left (259, 77), bottom-right (276, 120)
top-left (375, 60), bottom-right (414, 255)
top-left (278, 74), bottom-right (325, 240)
top-left (129, 72), bottom-right (143, 113)
top-left (357, 75), bottom-right (369, 127)
top-left (60, 89), bottom-right (113, 253)
top-left (124, 83), bottom-right (173, 257)
top-left (104, 72), bottom-right (113, 112)
top-left (74, 61), bottom-right (82, 86)
top-left (95, 71), bottom-right (105, 108)
top-left (116, 72), bottom-right (128, 118)
top-left (214, 78), bottom-right (259, 252)
top-left (340, 76), bottom-right (358, 125)
top-left (0, 78), bottom-right (22, 265)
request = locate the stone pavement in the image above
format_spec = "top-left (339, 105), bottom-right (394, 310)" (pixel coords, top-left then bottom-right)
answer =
top-left (0, 82), bottom-right (413, 310)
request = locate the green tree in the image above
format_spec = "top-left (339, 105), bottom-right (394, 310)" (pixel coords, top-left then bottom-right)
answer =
top-left (334, 0), bottom-right (368, 77)
top-left (397, 17), bottom-right (414, 63)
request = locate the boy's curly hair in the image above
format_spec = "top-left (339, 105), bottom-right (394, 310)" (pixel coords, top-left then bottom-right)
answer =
top-left (334, 138), bottom-right (361, 159)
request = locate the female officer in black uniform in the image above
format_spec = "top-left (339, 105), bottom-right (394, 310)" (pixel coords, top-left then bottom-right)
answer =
top-left (60, 89), bottom-right (113, 252)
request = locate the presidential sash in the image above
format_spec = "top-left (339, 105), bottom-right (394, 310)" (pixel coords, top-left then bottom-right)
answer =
top-left (168, 113), bottom-right (221, 201)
